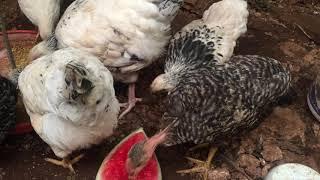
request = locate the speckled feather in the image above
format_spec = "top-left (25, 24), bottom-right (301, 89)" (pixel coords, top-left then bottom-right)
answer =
top-left (163, 25), bottom-right (239, 89)
top-left (158, 0), bottom-right (184, 22)
top-left (165, 25), bottom-right (220, 78)
top-left (159, 0), bottom-right (289, 145)
top-left (162, 54), bottom-right (291, 146)
top-left (0, 76), bottom-right (17, 143)
top-left (163, 0), bottom-right (248, 88)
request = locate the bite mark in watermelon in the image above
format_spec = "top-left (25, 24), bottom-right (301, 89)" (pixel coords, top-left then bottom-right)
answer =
top-left (96, 128), bottom-right (162, 180)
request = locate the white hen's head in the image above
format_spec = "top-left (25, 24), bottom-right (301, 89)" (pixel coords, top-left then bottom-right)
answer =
top-left (51, 48), bottom-right (116, 109)
top-left (62, 61), bottom-right (111, 107)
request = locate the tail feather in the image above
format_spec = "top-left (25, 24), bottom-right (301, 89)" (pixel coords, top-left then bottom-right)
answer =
top-left (158, 0), bottom-right (184, 22)
top-left (203, 0), bottom-right (248, 38)
top-left (202, 0), bottom-right (249, 63)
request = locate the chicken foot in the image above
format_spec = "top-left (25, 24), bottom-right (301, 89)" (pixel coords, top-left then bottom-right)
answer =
top-left (177, 147), bottom-right (217, 180)
top-left (45, 154), bottom-right (84, 173)
top-left (119, 83), bottom-right (142, 119)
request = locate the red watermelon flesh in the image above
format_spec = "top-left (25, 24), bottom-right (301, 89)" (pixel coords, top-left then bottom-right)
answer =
top-left (96, 128), bottom-right (162, 180)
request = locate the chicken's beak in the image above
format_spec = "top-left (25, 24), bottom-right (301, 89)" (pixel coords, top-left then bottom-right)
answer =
top-left (150, 74), bottom-right (169, 93)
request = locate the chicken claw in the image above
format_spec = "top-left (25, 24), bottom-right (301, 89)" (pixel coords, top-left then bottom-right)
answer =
top-left (45, 154), bottom-right (84, 173)
top-left (177, 147), bottom-right (217, 180)
top-left (119, 83), bottom-right (142, 119)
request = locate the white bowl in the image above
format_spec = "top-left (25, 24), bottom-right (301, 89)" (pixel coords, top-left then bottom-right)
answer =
top-left (264, 163), bottom-right (320, 180)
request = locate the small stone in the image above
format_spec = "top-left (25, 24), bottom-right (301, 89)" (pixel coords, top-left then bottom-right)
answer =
top-left (260, 158), bottom-right (267, 166)
top-left (303, 49), bottom-right (320, 64)
top-left (233, 172), bottom-right (249, 180)
top-left (313, 123), bottom-right (320, 138)
top-left (238, 154), bottom-right (260, 168)
top-left (261, 164), bottom-right (272, 177)
top-left (279, 41), bottom-right (307, 58)
top-left (238, 154), bottom-right (261, 177)
top-left (262, 144), bottom-right (283, 162)
top-left (208, 167), bottom-right (230, 180)
top-left (260, 107), bottom-right (306, 145)
top-left (310, 144), bottom-right (320, 151)
top-left (254, 12), bottom-right (262, 17)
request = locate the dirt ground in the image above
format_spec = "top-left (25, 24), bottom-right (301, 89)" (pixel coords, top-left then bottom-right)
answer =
top-left (1, 0), bottom-right (320, 179)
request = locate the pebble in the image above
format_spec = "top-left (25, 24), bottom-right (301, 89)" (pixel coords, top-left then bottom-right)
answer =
top-left (279, 41), bottom-right (307, 58)
top-left (261, 144), bottom-right (283, 162)
top-left (208, 167), bottom-right (231, 180)
top-left (238, 154), bottom-right (261, 177)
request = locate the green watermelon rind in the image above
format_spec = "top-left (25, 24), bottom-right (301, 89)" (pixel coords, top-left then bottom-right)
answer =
top-left (96, 128), bottom-right (162, 180)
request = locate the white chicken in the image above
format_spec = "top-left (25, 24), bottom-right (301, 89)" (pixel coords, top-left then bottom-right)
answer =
top-left (28, 0), bottom-right (184, 119)
top-left (17, 0), bottom-right (62, 41)
top-left (18, 48), bottom-right (120, 172)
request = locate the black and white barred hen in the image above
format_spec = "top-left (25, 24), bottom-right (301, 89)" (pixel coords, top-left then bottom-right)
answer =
top-left (0, 76), bottom-right (17, 144)
top-left (0, 17), bottom-right (19, 144)
top-left (124, 0), bottom-right (291, 179)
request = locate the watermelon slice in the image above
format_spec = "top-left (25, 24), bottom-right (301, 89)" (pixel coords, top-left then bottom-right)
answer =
top-left (96, 128), bottom-right (162, 180)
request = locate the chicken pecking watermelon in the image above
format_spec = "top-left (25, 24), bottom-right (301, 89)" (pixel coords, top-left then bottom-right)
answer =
top-left (96, 128), bottom-right (162, 180)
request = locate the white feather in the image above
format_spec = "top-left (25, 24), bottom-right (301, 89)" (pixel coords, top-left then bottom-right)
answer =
top-left (18, 48), bottom-right (120, 158)
top-left (55, 0), bottom-right (176, 82)
top-left (203, 0), bottom-right (248, 63)
top-left (18, 0), bottom-right (61, 39)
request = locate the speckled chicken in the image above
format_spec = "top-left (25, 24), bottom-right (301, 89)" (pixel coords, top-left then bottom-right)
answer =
top-left (0, 76), bottom-right (17, 144)
top-left (17, 0), bottom-right (62, 41)
top-left (18, 48), bottom-right (120, 173)
top-left (124, 0), bottom-right (291, 179)
top-left (0, 17), bottom-right (19, 144)
top-left (28, 0), bottom-right (184, 119)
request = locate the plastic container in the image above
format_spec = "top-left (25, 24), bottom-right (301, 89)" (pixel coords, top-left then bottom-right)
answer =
top-left (264, 163), bottom-right (320, 180)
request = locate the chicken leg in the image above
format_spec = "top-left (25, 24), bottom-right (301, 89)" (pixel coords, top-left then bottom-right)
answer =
top-left (177, 147), bottom-right (217, 180)
top-left (33, 27), bottom-right (42, 44)
top-left (119, 83), bottom-right (142, 119)
top-left (34, 32), bottom-right (41, 44)
top-left (45, 154), bottom-right (84, 173)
